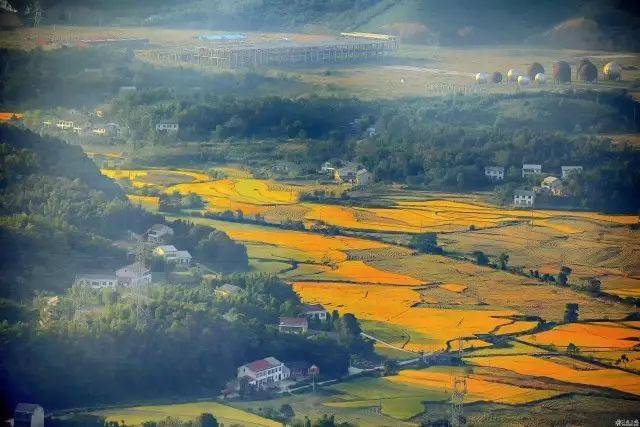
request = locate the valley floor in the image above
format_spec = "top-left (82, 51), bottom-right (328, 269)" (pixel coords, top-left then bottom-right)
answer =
top-left (98, 164), bottom-right (640, 425)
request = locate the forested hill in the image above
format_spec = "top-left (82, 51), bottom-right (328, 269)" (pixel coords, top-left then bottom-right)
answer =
top-left (0, 125), bottom-right (161, 297)
top-left (0, 125), bottom-right (122, 197)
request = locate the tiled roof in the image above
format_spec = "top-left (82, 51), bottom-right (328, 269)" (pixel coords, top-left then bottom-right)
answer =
top-left (302, 303), bottom-right (326, 312)
top-left (279, 317), bottom-right (308, 327)
top-left (245, 357), bottom-right (281, 372)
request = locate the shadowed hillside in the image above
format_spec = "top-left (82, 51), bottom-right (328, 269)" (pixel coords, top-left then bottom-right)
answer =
top-left (5, 0), bottom-right (639, 50)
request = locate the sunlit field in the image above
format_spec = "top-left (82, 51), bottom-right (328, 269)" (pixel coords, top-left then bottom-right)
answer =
top-left (91, 402), bottom-right (280, 427)
top-left (468, 354), bottom-right (640, 396)
top-left (97, 164), bottom-right (639, 421)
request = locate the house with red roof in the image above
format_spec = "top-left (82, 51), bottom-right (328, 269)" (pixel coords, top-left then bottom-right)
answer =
top-left (237, 356), bottom-right (290, 389)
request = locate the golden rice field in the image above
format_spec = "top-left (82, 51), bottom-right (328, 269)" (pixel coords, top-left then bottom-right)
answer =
top-left (388, 367), bottom-right (564, 404)
top-left (292, 281), bottom-right (517, 352)
top-left (373, 255), bottom-right (633, 322)
top-left (101, 165), bottom-right (640, 411)
top-left (468, 354), bottom-right (640, 396)
top-left (102, 168), bottom-right (637, 237)
top-left (440, 219), bottom-right (640, 298)
top-left (520, 322), bottom-right (640, 350)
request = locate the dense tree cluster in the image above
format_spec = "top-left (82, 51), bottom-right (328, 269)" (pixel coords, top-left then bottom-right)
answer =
top-left (0, 126), bottom-right (247, 296)
top-left (0, 275), bottom-right (357, 415)
top-left (111, 89), bottom-right (640, 212)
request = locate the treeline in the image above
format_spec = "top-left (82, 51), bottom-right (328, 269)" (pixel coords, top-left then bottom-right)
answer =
top-left (113, 89), bottom-right (640, 212)
top-left (112, 92), bottom-right (370, 142)
top-left (0, 274), bottom-right (363, 416)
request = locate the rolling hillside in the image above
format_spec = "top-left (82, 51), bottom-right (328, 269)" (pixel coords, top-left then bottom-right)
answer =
top-left (6, 0), bottom-right (640, 50)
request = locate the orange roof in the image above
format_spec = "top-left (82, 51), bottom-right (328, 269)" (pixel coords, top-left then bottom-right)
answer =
top-left (0, 113), bottom-right (23, 121)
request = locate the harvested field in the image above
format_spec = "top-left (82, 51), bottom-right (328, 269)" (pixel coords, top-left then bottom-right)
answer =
top-left (521, 322), bottom-right (640, 350)
top-left (468, 354), bottom-right (640, 396)
top-left (388, 367), bottom-right (564, 404)
top-left (292, 281), bottom-right (516, 352)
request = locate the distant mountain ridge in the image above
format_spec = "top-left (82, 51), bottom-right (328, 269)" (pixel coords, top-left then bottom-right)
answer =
top-left (5, 0), bottom-right (640, 51)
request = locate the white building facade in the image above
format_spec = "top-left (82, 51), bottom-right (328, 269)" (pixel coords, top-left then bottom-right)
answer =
top-left (237, 357), bottom-right (290, 389)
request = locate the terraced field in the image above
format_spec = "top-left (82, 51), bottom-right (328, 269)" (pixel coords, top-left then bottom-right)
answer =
top-left (100, 165), bottom-right (640, 423)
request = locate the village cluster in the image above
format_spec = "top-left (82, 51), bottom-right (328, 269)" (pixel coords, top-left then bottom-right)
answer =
top-left (485, 163), bottom-right (583, 207)
top-left (227, 303), bottom-right (328, 395)
top-left (73, 223), bottom-right (189, 289)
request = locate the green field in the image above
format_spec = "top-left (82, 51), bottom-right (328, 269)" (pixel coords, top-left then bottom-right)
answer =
top-left (326, 376), bottom-right (449, 420)
top-left (91, 401), bottom-right (281, 427)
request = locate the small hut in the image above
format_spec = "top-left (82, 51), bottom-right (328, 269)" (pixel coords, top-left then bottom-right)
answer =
top-left (577, 59), bottom-right (597, 82)
top-left (507, 69), bottom-right (520, 83)
top-left (603, 62), bottom-right (622, 81)
top-left (527, 62), bottom-right (545, 81)
top-left (552, 61), bottom-right (571, 83)
top-left (491, 71), bottom-right (503, 83)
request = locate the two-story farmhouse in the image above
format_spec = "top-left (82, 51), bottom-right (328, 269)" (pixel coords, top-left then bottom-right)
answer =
top-left (153, 245), bottom-right (192, 266)
top-left (155, 123), bottom-right (179, 133)
top-left (237, 357), bottom-right (290, 389)
top-left (116, 262), bottom-right (152, 287)
top-left (146, 224), bottom-right (174, 243)
top-left (513, 190), bottom-right (536, 207)
top-left (522, 164), bottom-right (542, 177)
top-left (302, 303), bottom-right (328, 321)
top-left (278, 317), bottom-right (308, 334)
top-left (74, 273), bottom-right (118, 289)
top-left (484, 166), bottom-right (505, 181)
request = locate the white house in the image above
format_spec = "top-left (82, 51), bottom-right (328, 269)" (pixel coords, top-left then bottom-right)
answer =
top-left (14, 403), bottom-right (44, 427)
top-left (153, 245), bottom-right (192, 265)
top-left (513, 190), bottom-right (536, 207)
top-left (320, 161), bottom-right (335, 175)
top-left (56, 119), bottom-right (74, 130)
top-left (484, 166), bottom-right (505, 181)
top-left (561, 165), bottom-right (583, 179)
top-left (541, 176), bottom-right (564, 196)
top-left (74, 273), bottom-right (118, 289)
top-left (355, 169), bottom-right (372, 186)
top-left (155, 123), bottom-right (179, 133)
top-left (146, 224), bottom-right (174, 243)
top-left (237, 357), bottom-right (290, 389)
top-left (278, 317), bottom-right (308, 334)
top-left (302, 303), bottom-right (328, 321)
top-left (522, 164), bottom-right (542, 177)
top-left (116, 262), bottom-right (152, 287)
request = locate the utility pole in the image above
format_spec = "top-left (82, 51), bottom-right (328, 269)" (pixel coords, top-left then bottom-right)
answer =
top-left (451, 319), bottom-right (467, 427)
